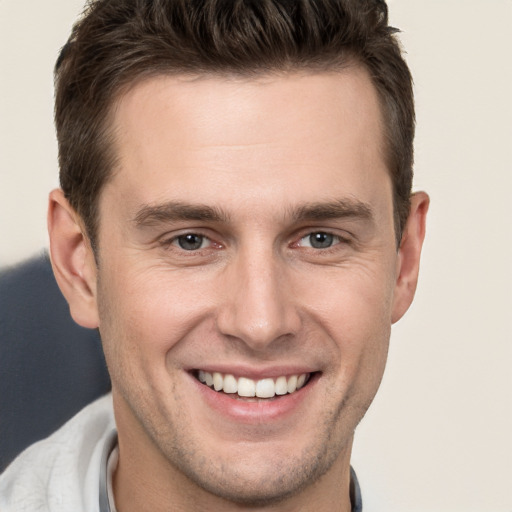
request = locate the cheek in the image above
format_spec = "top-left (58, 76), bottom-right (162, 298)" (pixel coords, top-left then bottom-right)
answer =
top-left (295, 263), bottom-right (394, 384)
top-left (97, 262), bottom-right (215, 357)
top-left (299, 261), bottom-right (395, 333)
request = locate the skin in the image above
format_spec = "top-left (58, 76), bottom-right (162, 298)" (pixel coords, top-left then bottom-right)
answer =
top-left (48, 67), bottom-right (428, 512)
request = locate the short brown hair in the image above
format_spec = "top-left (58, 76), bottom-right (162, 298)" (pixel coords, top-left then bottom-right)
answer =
top-left (55, 0), bottom-right (414, 250)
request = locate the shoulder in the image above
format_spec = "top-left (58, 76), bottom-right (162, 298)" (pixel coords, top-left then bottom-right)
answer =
top-left (0, 394), bottom-right (115, 512)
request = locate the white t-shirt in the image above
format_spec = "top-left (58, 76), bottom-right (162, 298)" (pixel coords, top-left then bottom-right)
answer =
top-left (0, 394), bottom-right (115, 512)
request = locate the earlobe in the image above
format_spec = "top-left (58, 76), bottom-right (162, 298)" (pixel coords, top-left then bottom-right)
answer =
top-left (391, 191), bottom-right (430, 324)
top-left (47, 189), bottom-right (99, 329)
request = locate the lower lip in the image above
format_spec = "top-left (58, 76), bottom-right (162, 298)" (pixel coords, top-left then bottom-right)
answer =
top-left (189, 373), bottom-right (319, 424)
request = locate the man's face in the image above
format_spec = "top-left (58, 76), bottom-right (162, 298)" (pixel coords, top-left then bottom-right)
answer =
top-left (94, 69), bottom-right (401, 504)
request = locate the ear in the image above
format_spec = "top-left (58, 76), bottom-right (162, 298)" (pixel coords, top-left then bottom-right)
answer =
top-left (391, 191), bottom-right (430, 323)
top-left (47, 189), bottom-right (99, 328)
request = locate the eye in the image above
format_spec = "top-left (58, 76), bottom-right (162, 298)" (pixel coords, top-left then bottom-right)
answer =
top-left (299, 232), bottom-right (340, 249)
top-left (173, 233), bottom-right (211, 251)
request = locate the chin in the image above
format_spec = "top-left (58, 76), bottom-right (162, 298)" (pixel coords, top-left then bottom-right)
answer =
top-left (166, 430), bottom-right (346, 507)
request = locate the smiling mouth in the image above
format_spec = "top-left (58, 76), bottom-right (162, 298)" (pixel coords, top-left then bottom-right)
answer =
top-left (194, 371), bottom-right (313, 400)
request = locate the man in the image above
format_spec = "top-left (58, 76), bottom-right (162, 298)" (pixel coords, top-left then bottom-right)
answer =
top-left (0, 0), bottom-right (428, 510)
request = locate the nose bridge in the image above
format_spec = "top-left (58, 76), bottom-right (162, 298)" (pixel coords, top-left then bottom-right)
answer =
top-left (216, 242), bottom-right (299, 349)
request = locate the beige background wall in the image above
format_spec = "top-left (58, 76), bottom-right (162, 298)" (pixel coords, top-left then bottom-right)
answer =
top-left (1, 1), bottom-right (511, 510)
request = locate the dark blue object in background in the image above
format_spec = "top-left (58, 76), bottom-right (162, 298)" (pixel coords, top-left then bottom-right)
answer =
top-left (0, 252), bottom-right (111, 472)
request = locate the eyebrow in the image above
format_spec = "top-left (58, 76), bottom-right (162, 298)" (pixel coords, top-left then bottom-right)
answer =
top-left (290, 199), bottom-right (374, 223)
top-left (132, 198), bottom-right (374, 228)
top-left (133, 201), bottom-right (230, 227)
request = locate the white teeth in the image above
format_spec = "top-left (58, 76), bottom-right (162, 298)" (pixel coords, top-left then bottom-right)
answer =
top-left (256, 378), bottom-right (275, 398)
top-left (197, 371), bottom-right (310, 398)
top-left (223, 374), bottom-right (238, 394)
top-left (275, 376), bottom-right (288, 395)
top-left (287, 375), bottom-right (298, 393)
top-left (237, 377), bottom-right (256, 397)
top-left (213, 372), bottom-right (223, 391)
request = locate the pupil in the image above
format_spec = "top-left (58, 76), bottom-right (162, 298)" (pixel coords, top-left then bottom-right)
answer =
top-left (178, 234), bottom-right (203, 250)
top-left (310, 232), bottom-right (333, 249)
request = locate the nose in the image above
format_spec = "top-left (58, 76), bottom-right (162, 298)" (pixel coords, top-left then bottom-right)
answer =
top-left (216, 246), bottom-right (301, 351)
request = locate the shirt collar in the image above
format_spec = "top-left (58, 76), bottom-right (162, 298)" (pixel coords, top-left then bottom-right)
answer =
top-left (350, 466), bottom-right (363, 512)
top-left (99, 429), bottom-right (118, 512)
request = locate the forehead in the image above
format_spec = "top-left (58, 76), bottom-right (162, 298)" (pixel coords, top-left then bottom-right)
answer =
top-left (104, 68), bottom-right (390, 221)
